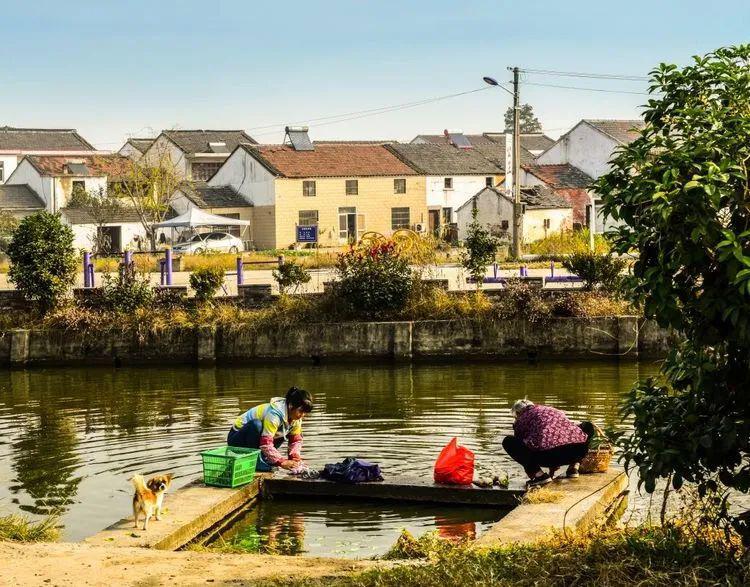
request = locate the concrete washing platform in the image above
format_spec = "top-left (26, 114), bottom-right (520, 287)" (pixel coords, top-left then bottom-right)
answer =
top-left (85, 469), bottom-right (626, 552)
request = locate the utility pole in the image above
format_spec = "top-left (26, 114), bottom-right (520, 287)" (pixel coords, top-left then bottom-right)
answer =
top-left (511, 66), bottom-right (522, 259)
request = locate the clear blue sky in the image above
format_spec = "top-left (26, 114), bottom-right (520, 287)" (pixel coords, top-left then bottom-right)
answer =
top-left (1, 1), bottom-right (747, 149)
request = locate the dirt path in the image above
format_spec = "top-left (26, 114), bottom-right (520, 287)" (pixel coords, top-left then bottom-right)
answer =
top-left (0, 542), bottom-right (375, 587)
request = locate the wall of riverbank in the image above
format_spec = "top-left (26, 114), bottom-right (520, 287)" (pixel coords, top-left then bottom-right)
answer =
top-left (0, 316), bottom-right (672, 367)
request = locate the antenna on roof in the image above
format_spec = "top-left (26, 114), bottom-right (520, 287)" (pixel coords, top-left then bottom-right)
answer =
top-left (284, 126), bottom-right (314, 151)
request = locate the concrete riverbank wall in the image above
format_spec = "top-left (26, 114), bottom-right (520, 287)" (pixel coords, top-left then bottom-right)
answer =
top-left (0, 317), bottom-right (672, 367)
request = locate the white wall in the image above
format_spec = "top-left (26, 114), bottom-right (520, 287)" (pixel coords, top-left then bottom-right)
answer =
top-left (536, 122), bottom-right (618, 179)
top-left (142, 135), bottom-right (189, 178)
top-left (456, 190), bottom-right (514, 241)
top-left (54, 176), bottom-right (108, 209)
top-left (209, 148), bottom-right (274, 206)
top-left (425, 175), bottom-right (490, 216)
top-left (69, 221), bottom-right (148, 253)
top-left (0, 155), bottom-right (19, 184)
top-left (524, 208), bottom-right (573, 242)
top-left (4, 159), bottom-right (52, 208)
top-left (118, 143), bottom-right (142, 160)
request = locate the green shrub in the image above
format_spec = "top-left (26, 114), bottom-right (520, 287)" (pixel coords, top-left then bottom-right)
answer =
top-left (334, 240), bottom-right (412, 318)
top-left (562, 251), bottom-right (626, 291)
top-left (528, 229), bottom-right (610, 256)
top-left (273, 260), bottom-right (311, 294)
top-left (0, 210), bottom-right (19, 253)
top-left (461, 207), bottom-right (499, 287)
top-left (0, 513), bottom-right (59, 542)
top-left (7, 212), bottom-right (77, 312)
top-left (101, 265), bottom-right (154, 312)
top-left (189, 266), bottom-right (225, 304)
top-left (497, 279), bottom-right (551, 323)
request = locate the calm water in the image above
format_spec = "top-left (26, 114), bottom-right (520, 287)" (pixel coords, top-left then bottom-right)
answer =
top-left (0, 361), bottom-right (659, 544)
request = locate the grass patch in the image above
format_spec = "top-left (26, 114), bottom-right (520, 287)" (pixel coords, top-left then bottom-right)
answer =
top-left (527, 229), bottom-right (610, 256)
top-left (279, 525), bottom-right (748, 587)
top-left (520, 486), bottom-right (565, 504)
top-left (0, 514), bottom-right (59, 542)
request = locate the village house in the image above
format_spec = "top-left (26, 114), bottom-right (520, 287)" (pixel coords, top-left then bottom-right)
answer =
top-left (534, 119), bottom-right (644, 233)
top-left (3, 153), bottom-right (146, 252)
top-left (170, 181), bottom-right (252, 243)
top-left (205, 128), bottom-right (426, 249)
top-left (520, 163), bottom-right (594, 228)
top-left (411, 131), bottom-right (550, 166)
top-left (142, 130), bottom-right (257, 181)
top-left (385, 140), bottom-right (504, 238)
top-left (118, 138), bottom-right (155, 160)
top-left (455, 185), bottom-right (573, 243)
top-left (0, 126), bottom-right (96, 185)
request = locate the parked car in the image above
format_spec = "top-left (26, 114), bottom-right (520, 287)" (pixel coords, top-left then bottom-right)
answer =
top-left (172, 232), bottom-right (244, 254)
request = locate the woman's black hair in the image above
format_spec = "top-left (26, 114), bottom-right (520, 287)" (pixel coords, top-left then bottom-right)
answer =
top-left (286, 386), bottom-right (313, 413)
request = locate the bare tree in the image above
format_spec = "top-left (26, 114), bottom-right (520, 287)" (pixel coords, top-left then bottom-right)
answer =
top-left (68, 186), bottom-right (124, 255)
top-left (111, 144), bottom-right (181, 251)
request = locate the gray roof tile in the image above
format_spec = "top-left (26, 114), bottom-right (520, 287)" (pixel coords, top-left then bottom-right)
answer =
top-left (583, 119), bottom-right (644, 144)
top-left (0, 127), bottom-right (94, 151)
top-left (60, 206), bottom-right (144, 224)
top-left (0, 184), bottom-right (45, 210)
top-left (386, 143), bottom-right (503, 175)
top-left (179, 181), bottom-right (252, 208)
top-left (162, 130), bottom-right (257, 155)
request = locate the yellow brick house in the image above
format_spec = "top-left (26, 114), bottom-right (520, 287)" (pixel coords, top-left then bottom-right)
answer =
top-left (208, 130), bottom-right (426, 249)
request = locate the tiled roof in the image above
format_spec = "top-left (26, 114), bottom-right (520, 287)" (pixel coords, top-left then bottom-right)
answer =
top-left (25, 154), bottom-right (130, 178)
top-left (0, 184), bottom-right (45, 210)
top-left (0, 126), bottom-right (94, 151)
top-left (125, 138), bottom-right (156, 154)
top-left (60, 206), bottom-right (143, 224)
top-left (483, 132), bottom-right (555, 153)
top-left (314, 140), bottom-right (398, 145)
top-left (386, 143), bottom-right (503, 175)
top-left (411, 133), bottom-right (536, 168)
top-left (520, 185), bottom-right (572, 209)
top-left (242, 144), bottom-right (416, 178)
top-left (162, 130), bottom-right (257, 155)
top-left (583, 120), bottom-right (644, 144)
top-left (178, 181), bottom-right (252, 208)
top-left (523, 164), bottom-right (593, 189)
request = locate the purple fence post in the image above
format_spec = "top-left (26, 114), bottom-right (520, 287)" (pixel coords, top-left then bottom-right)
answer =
top-left (88, 263), bottom-right (95, 287)
top-left (550, 260), bottom-right (555, 278)
top-left (124, 250), bottom-right (132, 270)
top-left (519, 265), bottom-right (524, 277)
top-left (236, 256), bottom-right (244, 286)
top-left (493, 262), bottom-right (498, 279)
top-left (165, 249), bottom-right (173, 286)
top-left (160, 260), bottom-right (166, 286)
top-left (83, 252), bottom-right (91, 288)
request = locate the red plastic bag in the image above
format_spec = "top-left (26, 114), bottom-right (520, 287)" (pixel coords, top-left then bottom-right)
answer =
top-left (434, 437), bottom-right (474, 485)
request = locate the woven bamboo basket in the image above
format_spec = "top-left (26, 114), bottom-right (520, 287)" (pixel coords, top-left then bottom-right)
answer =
top-left (579, 423), bottom-right (613, 474)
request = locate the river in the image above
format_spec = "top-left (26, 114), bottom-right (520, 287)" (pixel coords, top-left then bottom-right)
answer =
top-left (0, 360), bottom-right (659, 550)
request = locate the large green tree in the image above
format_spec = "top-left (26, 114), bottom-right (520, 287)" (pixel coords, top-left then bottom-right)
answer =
top-left (504, 103), bottom-right (542, 133)
top-left (596, 45), bottom-right (750, 540)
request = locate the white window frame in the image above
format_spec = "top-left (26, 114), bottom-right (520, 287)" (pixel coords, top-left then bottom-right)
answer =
top-left (391, 207), bottom-right (411, 230)
top-left (303, 180), bottom-right (317, 197)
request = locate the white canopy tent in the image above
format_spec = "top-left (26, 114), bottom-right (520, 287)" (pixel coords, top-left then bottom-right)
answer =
top-left (153, 207), bottom-right (250, 229)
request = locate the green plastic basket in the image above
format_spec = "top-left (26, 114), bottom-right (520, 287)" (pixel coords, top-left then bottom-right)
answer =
top-left (201, 446), bottom-right (260, 488)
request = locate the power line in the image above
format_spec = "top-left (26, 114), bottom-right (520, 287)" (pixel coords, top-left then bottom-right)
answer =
top-left (247, 87), bottom-right (492, 132)
top-left (520, 68), bottom-right (648, 82)
top-left (521, 81), bottom-right (652, 96)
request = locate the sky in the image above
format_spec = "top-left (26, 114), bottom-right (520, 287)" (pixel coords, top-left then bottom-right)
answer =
top-left (0, 1), bottom-right (747, 149)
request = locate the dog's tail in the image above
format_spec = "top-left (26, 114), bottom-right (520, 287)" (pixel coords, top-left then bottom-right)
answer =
top-left (131, 474), bottom-right (147, 494)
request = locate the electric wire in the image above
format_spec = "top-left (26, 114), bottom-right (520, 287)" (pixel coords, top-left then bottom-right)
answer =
top-left (519, 68), bottom-right (648, 82)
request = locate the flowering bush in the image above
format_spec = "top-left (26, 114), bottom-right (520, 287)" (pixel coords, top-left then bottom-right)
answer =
top-left (334, 240), bottom-right (413, 318)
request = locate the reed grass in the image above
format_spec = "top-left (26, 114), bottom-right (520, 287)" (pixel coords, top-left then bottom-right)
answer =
top-left (520, 486), bottom-right (565, 504)
top-left (0, 513), bottom-right (59, 542)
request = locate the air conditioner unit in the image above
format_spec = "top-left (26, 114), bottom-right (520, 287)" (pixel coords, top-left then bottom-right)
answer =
top-left (414, 222), bottom-right (426, 233)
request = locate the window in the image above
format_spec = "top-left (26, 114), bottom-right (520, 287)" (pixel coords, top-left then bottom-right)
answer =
top-left (345, 179), bottom-right (358, 195)
top-left (442, 208), bottom-right (452, 225)
top-left (444, 177), bottom-right (453, 190)
top-left (391, 207), bottom-right (411, 230)
top-left (543, 218), bottom-right (551, 229)
top-left (303, 180), bottom-right (316, 197)
top-left (501, 220), bottom-right (509, 230)
top-left (192, 162), bottom-right (222, 181)
top-left (0, 161), bottom-right (4, 183)
top-left (486, 177), bottom-right (494, 187)
top-left (394, 178), bottom-right (406, 194)
top-left (72, 180), bottom-right (86, 197)
top-left (298, 210), bottom-right (319, 227)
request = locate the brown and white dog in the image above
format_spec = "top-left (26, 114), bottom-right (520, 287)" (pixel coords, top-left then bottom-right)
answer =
top-left (131, 473), bottom-right (173, 530)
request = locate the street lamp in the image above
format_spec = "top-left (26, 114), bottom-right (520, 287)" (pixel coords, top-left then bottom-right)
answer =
top-left (483, 70), bottom-right (522, 259)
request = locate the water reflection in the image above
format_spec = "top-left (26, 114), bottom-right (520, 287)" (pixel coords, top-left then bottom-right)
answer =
top-left (0, 360), bottom-right (660, 540)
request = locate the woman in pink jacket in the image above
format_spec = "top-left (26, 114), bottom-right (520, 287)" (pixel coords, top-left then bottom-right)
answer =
top-left (503, 399), bottom-right (594, 487)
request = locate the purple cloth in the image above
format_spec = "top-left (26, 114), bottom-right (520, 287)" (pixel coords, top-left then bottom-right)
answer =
top-left (513, 405), bottom-right (587, 451)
